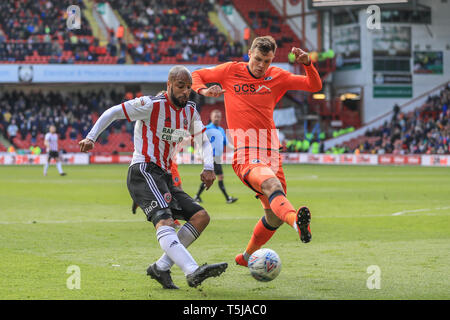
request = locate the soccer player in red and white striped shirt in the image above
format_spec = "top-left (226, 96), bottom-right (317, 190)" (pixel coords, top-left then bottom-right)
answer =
top-left (78, 66), bottom-right (227, 289)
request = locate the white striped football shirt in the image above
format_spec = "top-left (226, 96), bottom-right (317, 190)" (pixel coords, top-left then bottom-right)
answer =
top-left (44, 132), bottom-right (59, 152)
top-left (121, 93), bottom-right (205, 172)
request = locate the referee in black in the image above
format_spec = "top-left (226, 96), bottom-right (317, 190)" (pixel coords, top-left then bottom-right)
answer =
top-left (194, 110), bottom-right (238, 204)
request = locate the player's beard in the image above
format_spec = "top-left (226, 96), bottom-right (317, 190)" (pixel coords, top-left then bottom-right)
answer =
top-left (170, 87), bottom-right (188, 108)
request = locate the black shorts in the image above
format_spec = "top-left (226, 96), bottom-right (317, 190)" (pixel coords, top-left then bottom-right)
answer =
top-left (48, 151), bottom-right (59, 159)
top-left (127, 162), bottom-right (204, 225)
top-left (213, 162), bottom-right (223, 175)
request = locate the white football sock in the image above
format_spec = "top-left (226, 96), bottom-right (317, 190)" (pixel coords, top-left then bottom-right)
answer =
top-left (56, 161), bottom-right (63, 174)
top-left (156, 225), bottom-right (198, 276)
top-left (43, 163), bottom-right (49, 176)
top-left (156, 222), bottom-right (200, 271)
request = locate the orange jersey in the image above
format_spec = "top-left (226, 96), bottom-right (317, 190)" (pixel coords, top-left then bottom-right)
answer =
top-left (192, 62), bottom-right (322, 151)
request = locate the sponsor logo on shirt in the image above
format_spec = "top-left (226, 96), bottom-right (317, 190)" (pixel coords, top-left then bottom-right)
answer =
top-left (233, 84), bottom-right (272, 95)
top-left (161, 127), bottom-right (188, 143)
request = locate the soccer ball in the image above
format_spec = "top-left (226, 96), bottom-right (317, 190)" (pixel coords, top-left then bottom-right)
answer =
top-left (248, 248), bottom-right (281, 282)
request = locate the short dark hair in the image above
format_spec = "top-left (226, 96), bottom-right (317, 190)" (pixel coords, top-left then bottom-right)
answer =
top-left (250, 36), bottom-right (277, 55)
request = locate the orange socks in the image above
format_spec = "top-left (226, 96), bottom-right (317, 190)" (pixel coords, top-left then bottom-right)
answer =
top-left (244, 217), bottom-right (278, 258)
top-left (243, 192), bottom-right (297, 260)
top-left (269, 192), bottom-right (297, 227)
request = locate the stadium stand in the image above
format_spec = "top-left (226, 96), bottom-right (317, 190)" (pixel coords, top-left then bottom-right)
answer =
top-left (0, 89), bottom-right (133, 153)
top-left (0, 0), bottom-right (245, 64)
top-left (109, 0), bottom-right (244, 64)
top-left (340, 85), bottom-right (449, 155)
top-left (0, 0), bottom-right (118, 64)
top-left (0, 88), bottom-right (230, 154)
top-left (222, 0), bottom-right (301, 62)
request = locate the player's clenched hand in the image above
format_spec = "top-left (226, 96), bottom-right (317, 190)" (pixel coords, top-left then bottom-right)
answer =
top-left (291, 47), bottom-right (311, 65)
top-left (199, 85), bottom-right (226, 98)
top-left (200, 170), bottom-right (216, 190)
top-left (79, 138), bottom-right (95, 153)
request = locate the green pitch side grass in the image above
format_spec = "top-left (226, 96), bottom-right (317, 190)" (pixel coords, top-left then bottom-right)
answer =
top-left (0, 164), bottom-right (449, 299)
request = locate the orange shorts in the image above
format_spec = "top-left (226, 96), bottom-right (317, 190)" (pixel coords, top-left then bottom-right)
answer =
top-left (232, 148), bottom-right (286, 209)
top-left (171, 162), bottom-right (182, 187)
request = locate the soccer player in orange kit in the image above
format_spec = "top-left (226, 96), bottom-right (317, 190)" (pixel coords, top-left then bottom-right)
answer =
top-left (192, 36), bottom-right (322, 267)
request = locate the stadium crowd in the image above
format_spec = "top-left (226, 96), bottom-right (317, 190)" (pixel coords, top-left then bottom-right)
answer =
top-left (0, 0), bottom-right (117, 63)
top-left (0, 0), bottom-right (244, 64)
top-left (0, 89), bottom-right (131, 148)
top-left (111, 0), bottom-right (244, 64)
top-left (356, 86), bottom-right (450, 155)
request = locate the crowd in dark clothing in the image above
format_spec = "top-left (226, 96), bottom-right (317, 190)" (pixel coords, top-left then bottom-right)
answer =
top-left (0, 90), bottom-right (130, 147)
top-left (358, 86), bottom-right (450, 155)
top-left (0, 0), bottom-right (116, 63)
top-left (0, 0), bottom-right (244, 64)
top-left (0, 0), bottom-right (91, 41)
top-left (110, 0), bottom-right (243, 63)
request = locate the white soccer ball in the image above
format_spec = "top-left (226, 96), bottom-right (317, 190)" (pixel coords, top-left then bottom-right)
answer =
top-left (248, 248), bottom-right (281, 282)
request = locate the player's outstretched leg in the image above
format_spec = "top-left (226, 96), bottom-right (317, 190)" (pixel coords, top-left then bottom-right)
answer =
top-left (267, 189), bottom-right (312, 242)
top-left (154, 221), bottom-right (201, 272)
top-left (152, 211), bottom-right (226, 288)
top-left (155, 223), bottom-right (199, 277)
top-left (235, 215), bottom-right (279, 267)
top-left (186, 262), bottom-right (228, 288)
top-left (296, 206), bottom-right (312, 243)
top-left (147, 263), bottom-right (179, 289)
top-left (248, 167), bottom-right (312, 242)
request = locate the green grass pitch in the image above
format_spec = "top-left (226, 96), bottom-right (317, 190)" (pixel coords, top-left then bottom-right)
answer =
top-left (0, 164), bottom-right (449, 300)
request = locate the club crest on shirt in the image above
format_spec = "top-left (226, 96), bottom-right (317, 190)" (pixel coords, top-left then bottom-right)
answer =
top-left (133, 97), bottom-right (146, 108)
top-left (164, 193), bottom-right (172, 203)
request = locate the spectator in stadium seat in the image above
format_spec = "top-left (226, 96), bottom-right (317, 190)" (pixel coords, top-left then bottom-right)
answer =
top-left (7, 119), bottom-right (18, 144)
top-left (69, 128), bottom-right (78, 141)
top-left (30, 125), bottom-right (38, 145)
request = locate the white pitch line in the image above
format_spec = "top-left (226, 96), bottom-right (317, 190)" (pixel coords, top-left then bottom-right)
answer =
top-left (0, 208), bottom-right (449, 225)
top-left (0, 217), bottom-right (257, 225)
top-left (391, 206), bottom-right (450, 216)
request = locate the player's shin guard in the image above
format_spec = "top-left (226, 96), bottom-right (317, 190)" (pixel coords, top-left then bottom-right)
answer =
top-left (268, 190), bottom-right (297, 228)
top-left (155, 222), bottom-right (200, 271)
top-left (242, 216), bottom-right (278, 262)
top-left (156, 225), bottom-right (198, 276)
